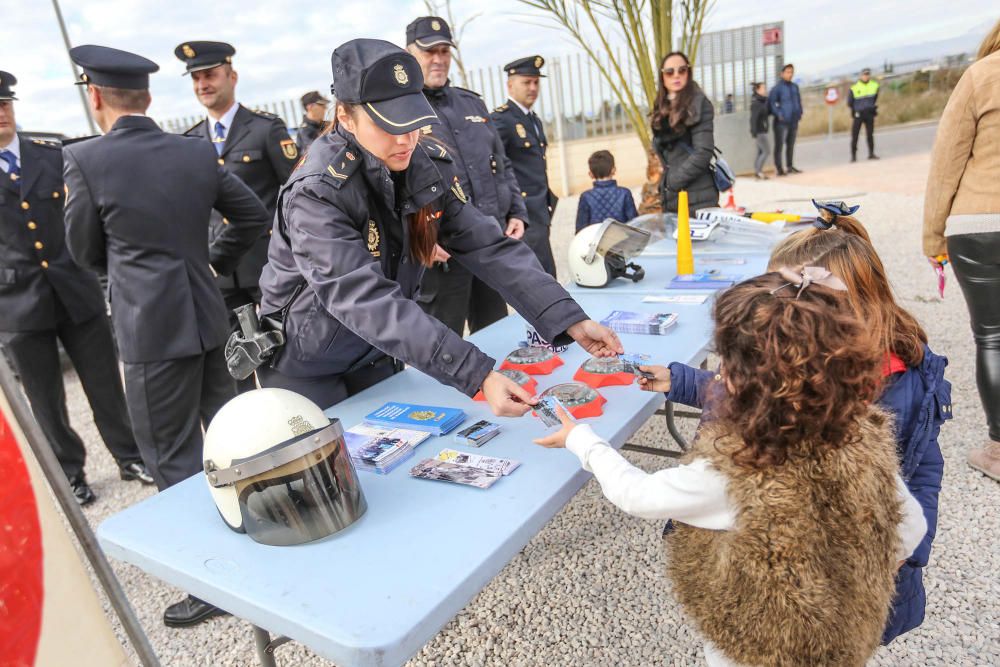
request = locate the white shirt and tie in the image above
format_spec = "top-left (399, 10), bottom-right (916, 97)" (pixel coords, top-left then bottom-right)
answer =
top-left (209, 102), bottom-right (239, 155)
top-left (0, 134), bottom-right (21, 176)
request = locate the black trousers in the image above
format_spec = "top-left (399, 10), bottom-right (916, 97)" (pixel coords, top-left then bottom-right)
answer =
top-left (0, 313), bottom-right (140, 479)
top-left (523, 222), bottom-right (557, 278)
top-left (773, 121), bottom-right (798, 172)
top-left (948, 232), bottom-right (1000, 440)
top-left (123, 347), bottom-right (235, 490)
top-left (223, 287), bottom-right (259, 394)
top-left (258, 356), bottom-right (403, 410)
top-left (851, 112), bottom-right (876, 158)
top-left (418, 261), bottom-right (509, 336)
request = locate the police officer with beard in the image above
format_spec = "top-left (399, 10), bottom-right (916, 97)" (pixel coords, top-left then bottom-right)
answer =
top-left (406, 16), bottom-right (528, 335)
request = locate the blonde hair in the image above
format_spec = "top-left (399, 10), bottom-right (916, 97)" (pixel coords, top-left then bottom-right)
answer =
top-left (978, 18), bottom-right (1000, 60)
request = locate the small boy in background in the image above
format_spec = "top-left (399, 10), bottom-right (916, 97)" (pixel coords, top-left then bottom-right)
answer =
top-left (575, 150), bottom-right (639, 233)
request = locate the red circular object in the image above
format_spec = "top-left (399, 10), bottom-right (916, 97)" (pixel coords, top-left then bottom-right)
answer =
top-left (573, 368), bottom-right (635, 388)
top-left (499, 355), bottom-right (564, 376)
top-left (0, 410), bottom-right (44, 665)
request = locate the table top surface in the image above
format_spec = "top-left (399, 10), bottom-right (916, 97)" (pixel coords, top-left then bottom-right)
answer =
top-left (98, 290), bottom-right (719, 667)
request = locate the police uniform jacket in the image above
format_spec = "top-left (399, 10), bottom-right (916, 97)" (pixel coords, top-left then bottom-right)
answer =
top-left (0, 136), bottom-right (106, 332)
top-left (295, 116), bottom-right (325, 153)
top-left (421, 84), bottom-right (527, 225)
top-left (491, 100), bottom-right (558, 227)
top-left (185, 104), bottom-right (297, 293)
top-left (259, 125), bottom-right (586, 396)
top-left (63, 115), bottom-right (271, 363)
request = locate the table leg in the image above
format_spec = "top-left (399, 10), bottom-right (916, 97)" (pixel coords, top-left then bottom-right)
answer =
top-left (253, 626), bottom-right (278, 667)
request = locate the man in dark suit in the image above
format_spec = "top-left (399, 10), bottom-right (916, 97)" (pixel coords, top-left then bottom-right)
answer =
top-left (491, 55), bottom-right (558, 277)
top-left (0, 70), bottom-right (152, 506)
top-left (62, 45), bottom-right (270, 627)
top-left (174, 41), bottom-right (298, 391)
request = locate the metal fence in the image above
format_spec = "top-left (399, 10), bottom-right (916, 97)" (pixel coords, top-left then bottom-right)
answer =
top-left (160, 21), bottom-right (786, 139)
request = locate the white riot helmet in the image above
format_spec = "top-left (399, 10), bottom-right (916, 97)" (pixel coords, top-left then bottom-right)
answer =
top-left (203, 389), bottom-right (367, 546)
top-left (568, 219), bottom-right (651, 288)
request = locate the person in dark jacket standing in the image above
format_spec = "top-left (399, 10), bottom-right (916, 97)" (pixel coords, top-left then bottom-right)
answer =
top-left (175, 41), bottom-right (298, 391)
top-left (848, 68), bottom-right (880, 162)
top-left (749, 81), bottom-right (770, 180)
top-left (0, 71), bottom-right (152, 506)
top-left (295, 90), bottom-right (329, 153)
top-left (406, 16), bottom-right (527, 335)
top-left (257, 39), bottom-right (622, 411)
top-left (492, 56), bottom-right (558, 277)
top-left (650, 51), bottom-right (718, 216)
top-left (768, 63), bottom-right (803, 175)
top-left (61, 45), bottom-right (270, 628)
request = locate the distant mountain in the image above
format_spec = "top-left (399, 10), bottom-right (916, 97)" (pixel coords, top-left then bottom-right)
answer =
top-left (811, 20), bottom-right (991, 80)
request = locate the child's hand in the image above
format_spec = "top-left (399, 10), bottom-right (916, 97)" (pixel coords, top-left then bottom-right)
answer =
top-left (637, 365), bottom-right (671, 393)
top-left (533, 404), bottom-right (577, 449)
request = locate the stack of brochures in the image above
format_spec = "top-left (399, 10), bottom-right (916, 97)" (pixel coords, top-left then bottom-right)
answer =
top-left (344, 424), bottom-right (430, 474)
top-left (668, 272), bottom-right (743, 289)
top-left (363, 401), bottom-right (466, 436)
top-left (600, 310), bottom-right (679, 335)
top-left (408, 449), bottom-right (521, 489)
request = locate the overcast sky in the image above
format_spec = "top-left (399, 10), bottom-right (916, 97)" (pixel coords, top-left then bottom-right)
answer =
top-left (5, 0), bottom-right (996, 135)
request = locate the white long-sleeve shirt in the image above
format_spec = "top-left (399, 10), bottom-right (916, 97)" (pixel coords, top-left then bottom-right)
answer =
top-left (565, 424), bottom-right (928, 667)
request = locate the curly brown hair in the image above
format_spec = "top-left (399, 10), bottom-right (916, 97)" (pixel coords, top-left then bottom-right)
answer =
top-left (712, 273), bottom-right (883, 469)
top-left (768, 220), bottom-right (927, 367)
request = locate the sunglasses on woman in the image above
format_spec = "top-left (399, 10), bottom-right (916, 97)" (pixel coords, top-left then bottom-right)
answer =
top-left (662, 66), bottom-right (689, 76)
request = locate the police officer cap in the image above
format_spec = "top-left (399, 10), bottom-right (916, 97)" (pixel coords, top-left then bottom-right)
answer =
top-left (174, 41), bottom-right (236, 75)
top-left (861, 67), bottom-right (872, 75)
top-left (504, 55), bottom-right (547, 78)
top-left (331, 39), bottom-right (439, 135)
top-left (301, 90), bottom-right (329, 109)
top-left (69, 45), bottom-right (159, 90)
top-left (406, 16), bottom-right (455, 50)
top-left (0, 71), bottom-right (17, 101)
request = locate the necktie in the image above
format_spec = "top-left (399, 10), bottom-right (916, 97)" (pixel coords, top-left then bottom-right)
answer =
top-left (0, 150), bottom-right (20, 188)
top-left (528, 111), bottom-right (543, 139)
top-left (213, 121), bottom-right (226, 155)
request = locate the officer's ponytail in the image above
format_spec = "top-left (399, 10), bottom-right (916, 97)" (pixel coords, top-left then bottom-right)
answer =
top-left (409, 205), bottom-right (440, 268)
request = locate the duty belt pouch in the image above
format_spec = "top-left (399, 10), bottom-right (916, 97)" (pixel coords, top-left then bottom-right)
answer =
top-left (224, 282), bottom-right (304, 380)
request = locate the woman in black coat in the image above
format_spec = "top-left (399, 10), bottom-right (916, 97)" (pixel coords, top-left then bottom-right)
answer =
top-left (651, 52), bottom-right (719, 215)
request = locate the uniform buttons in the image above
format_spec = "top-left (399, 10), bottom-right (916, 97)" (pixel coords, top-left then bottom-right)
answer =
top-left (441, 353), bottom-right (454, 364)
top-left (40, 260), bottom-right (49, 269)
top-left (52, 191), bottom-right (60, 199)
top-left (431, 186), bottom-right (437, 192)
top-left (218, 158), bottom-right (225, 165)
top-left (268, 229), bottom-right (272, 235)
top-left (524, 141), bottom-right (530, 148)
top-left (242, 155), bottom-right (251, 162)
top-left (27, 221), bottom-right (37, 230)
top-left (222, 217), bottom-right (230, 225)
top-left (21, 201), bottom-right (29, 210)
top-left (521, 191), bottom-right (527, 197)
top-left (34, 241), bottom-right (44, 250)
top-left (9, 172), bottom-right (18, 181)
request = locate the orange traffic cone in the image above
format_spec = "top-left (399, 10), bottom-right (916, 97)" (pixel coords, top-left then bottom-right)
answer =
top-left (723, 188), bottom-right (737, 210)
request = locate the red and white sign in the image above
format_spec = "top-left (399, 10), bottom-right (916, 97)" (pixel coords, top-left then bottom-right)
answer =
top-left (825, 87), bottom-right (840, 105)
top-left (763, 27), bottom-right (782, 46)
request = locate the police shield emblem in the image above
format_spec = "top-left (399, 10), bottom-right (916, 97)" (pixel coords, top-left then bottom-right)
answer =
top-left (515, 123), bottom-right (527, 139)
top-left (394, 64), bottom-right (409, 86)
top-left (367, 220), bottom-right (381, 257)
top-left (280, 139), bottom-right (298, 160)
top-left (431, 19), bottom-right (441, 30)
top-left (182, 44), bottom-right (196, 58)
top-left (534, 56), bottom-right (543, 69)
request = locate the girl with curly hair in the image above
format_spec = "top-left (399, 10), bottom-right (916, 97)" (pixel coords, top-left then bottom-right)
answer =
top-left (536, 271), bottom-right (927, 667)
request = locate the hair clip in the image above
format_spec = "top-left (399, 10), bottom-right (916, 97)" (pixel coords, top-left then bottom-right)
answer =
top-left (771, 266), bottom-right (848, 298)
top-left (811, 199), bottom-right (860, 230)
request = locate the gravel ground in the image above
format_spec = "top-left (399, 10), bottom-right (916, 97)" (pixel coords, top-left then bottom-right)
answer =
top-left (50, 161), bottom-right (999, 666)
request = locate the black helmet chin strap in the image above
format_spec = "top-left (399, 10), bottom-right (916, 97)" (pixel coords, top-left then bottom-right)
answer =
top-left (625, 262), bottom-right (645, 282)
top-left (605, 253), bottom-right (645, 284)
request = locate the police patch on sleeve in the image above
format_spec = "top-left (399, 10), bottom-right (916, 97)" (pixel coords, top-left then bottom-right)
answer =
top-left (367, 220), bottom-right (381, 257)
top-left (451, 177), bottom-right (468, 204)
top-left (280, 139), bottom-right (298, 160)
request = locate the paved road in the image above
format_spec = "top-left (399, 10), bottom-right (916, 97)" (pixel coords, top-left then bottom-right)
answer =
top-left (792, 121), bottom-right (938, 171)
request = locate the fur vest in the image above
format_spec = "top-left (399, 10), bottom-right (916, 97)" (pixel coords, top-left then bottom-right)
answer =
top-left (666, 408), bottom-right (901, 666)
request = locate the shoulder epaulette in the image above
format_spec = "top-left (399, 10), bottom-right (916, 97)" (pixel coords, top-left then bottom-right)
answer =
top-left (30, 138), bottom-right (61, 149)
top-left (323, 145), bottom-right (363, 187)
top-left (493, 103), bottom-right (510, 113)
top-left (183, 119), bottom-right (205, 135)
top-left (62, 135), bottom-right (99, 147)
top-left (452, 85), bottom-right (482, 98)
top-left (251, 108), bottom-right (279, 120)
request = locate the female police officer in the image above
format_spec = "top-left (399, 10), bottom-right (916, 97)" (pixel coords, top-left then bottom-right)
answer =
top-left (257, 39), bottom-right (621, 415)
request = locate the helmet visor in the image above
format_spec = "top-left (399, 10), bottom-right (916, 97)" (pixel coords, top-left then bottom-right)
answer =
top-left (586, 220), bottom-right (651, 263)
top-left (215, 423), bottom-right (367, 546)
